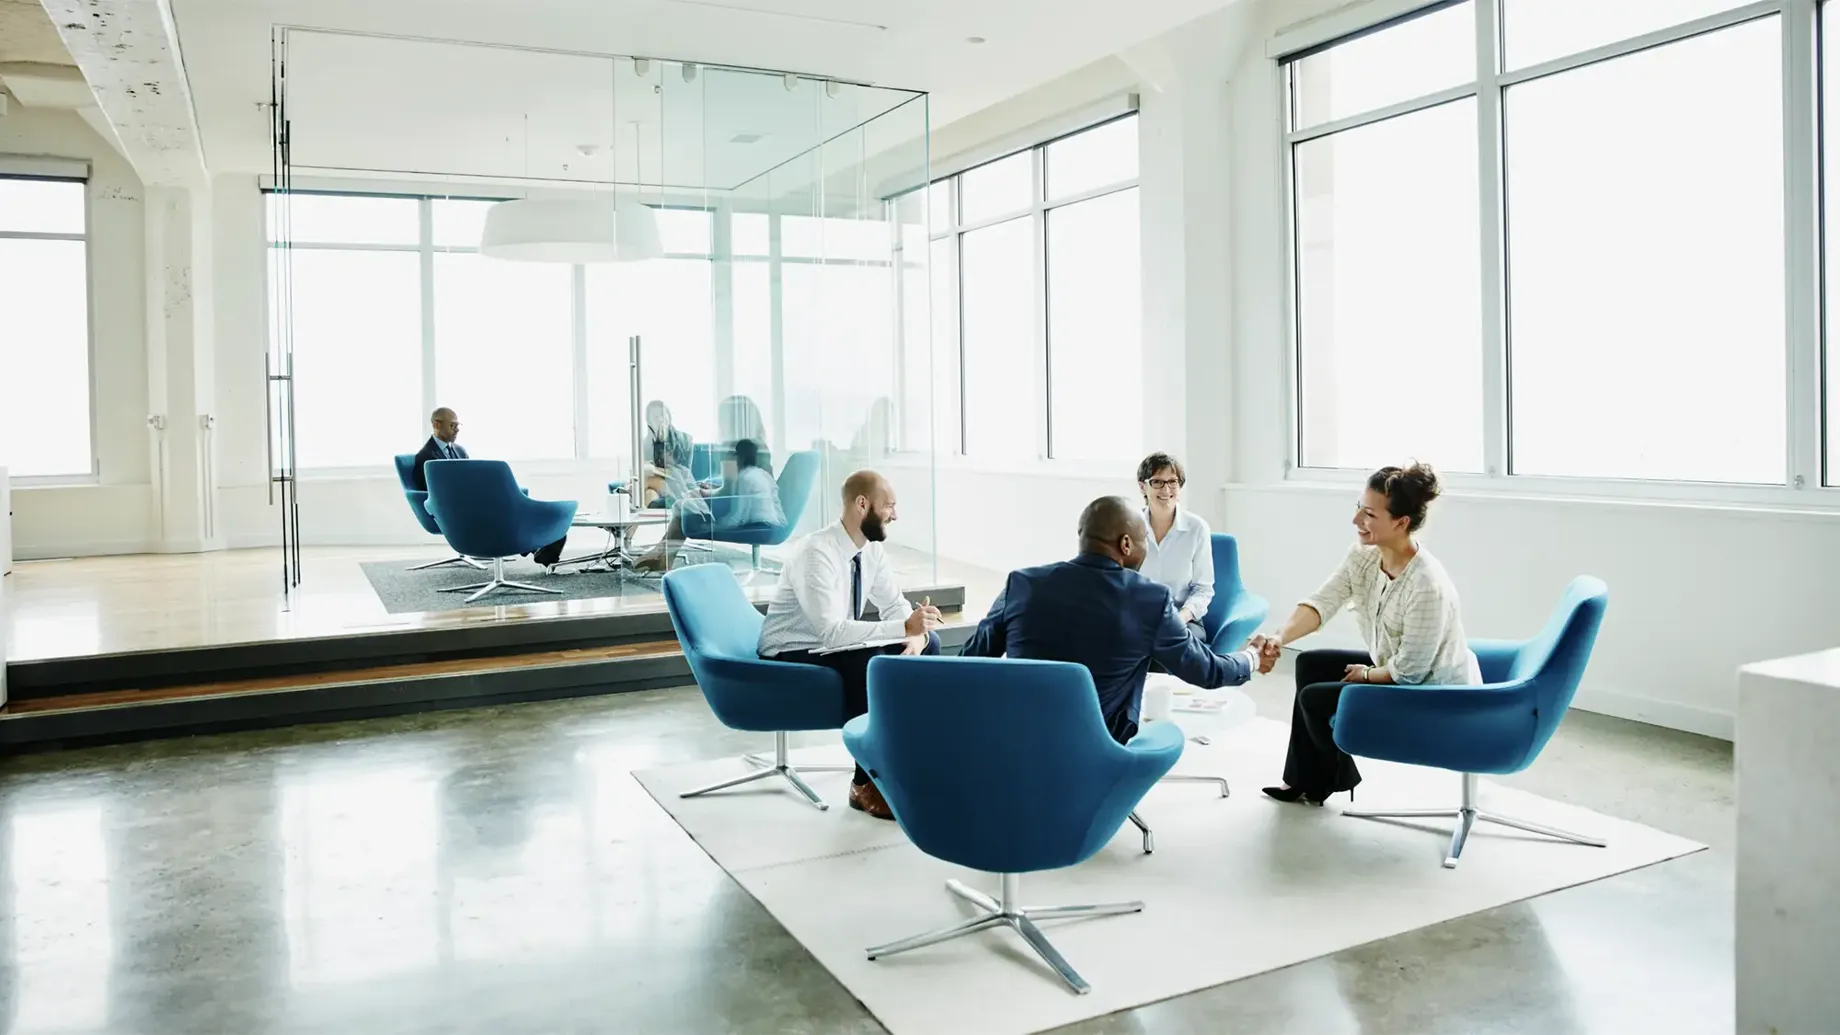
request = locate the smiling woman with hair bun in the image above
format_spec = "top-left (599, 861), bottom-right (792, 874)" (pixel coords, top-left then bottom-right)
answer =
top-left (1246, 461), bottom-right (1481, 806)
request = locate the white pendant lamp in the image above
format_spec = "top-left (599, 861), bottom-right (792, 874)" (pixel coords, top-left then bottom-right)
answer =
top-left (478, 195), bottom-right (662, 263)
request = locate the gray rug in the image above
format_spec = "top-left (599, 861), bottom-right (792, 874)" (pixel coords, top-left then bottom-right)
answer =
top-left (360, 551), bottom-right (768, 614)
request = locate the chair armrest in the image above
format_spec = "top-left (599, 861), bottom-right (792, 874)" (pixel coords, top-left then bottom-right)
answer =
top-left (1468, 638), bottom-right (1525, 683)
top-left (692, 655), bottom-right (849, 732)
top-left (1207, 592), bottom-right (1270, 654)
top-left (1123, 720), bottom-right (1185, 773)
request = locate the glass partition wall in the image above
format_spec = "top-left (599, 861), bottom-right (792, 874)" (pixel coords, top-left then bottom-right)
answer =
top-left (269, 31), bottom-right (935, 598)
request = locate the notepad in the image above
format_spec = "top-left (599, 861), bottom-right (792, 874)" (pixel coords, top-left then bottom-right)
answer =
top-left (813, 637), bottom-right (909, 655)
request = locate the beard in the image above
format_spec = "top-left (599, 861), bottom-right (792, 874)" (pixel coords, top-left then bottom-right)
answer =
top-left (861, 511), bottom-right (888, 543)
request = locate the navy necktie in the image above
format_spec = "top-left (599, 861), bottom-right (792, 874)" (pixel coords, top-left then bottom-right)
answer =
top-left (850, 553), bottom-right (863, 621)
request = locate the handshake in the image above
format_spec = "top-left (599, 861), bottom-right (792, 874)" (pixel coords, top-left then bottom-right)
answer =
top-left (1244, 633), bottom-right (1283, 675)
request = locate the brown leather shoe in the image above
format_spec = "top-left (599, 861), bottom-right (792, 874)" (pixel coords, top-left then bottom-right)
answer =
top-left (849, 780), bottom-right (895, 821)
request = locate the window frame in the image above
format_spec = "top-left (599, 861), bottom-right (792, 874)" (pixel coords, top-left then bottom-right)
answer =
top-left (0, 173), bottom-right (99, 485)
top-left (1278, 0), bottom-right (1838, 508)
top-left (921, 113), bottom-right (1143, 466)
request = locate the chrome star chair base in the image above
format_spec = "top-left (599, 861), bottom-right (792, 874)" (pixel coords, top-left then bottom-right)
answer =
top-left (437, 556), bottom-right (563, 604)
top-left (1343, 772), bottom-right (1606, 869)
top-left (679, 731), bottom-right (854, 810)
top-left (866, 873), bottom-right (1141, 995)
top-left (1124, 772), bottom-right (1230, 854)
top-left (406, 554), bottom-right (487, 572)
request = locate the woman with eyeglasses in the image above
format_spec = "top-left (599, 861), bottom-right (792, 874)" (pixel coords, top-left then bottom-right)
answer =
top-left (1135, 452), bottom-right (1214, 641)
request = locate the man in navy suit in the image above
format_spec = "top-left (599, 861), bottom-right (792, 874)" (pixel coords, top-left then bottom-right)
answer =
top-left (410, 407), bottom-right (468, 492)
top-left (412, 406), bottom-right (567, 567)
top-left (961, 496), bottom-right (1261, 744)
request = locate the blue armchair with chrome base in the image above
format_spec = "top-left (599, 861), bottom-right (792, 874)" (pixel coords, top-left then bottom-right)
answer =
top-left (422, 459), bottom-right (576, 604)
top-left (391, 454), bottom-right (483, 572)
top-left (845, 656), bottom-right (1184, 995)
top-left (660, 563), bottom-right (855, 809)
top-left (1200, 533), bottom-right (1269, 654)
top-left (1332, 576), bottom-right (1610, 869)
top-left (679, 449), bottom-right (819, 575)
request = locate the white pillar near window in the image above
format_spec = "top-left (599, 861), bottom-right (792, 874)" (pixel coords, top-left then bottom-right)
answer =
top-left (143, 184), bottom-right (221, 553)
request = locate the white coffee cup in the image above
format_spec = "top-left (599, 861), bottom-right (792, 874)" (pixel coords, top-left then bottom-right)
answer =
top-left (1141, 680), bottom-right (1174, 723)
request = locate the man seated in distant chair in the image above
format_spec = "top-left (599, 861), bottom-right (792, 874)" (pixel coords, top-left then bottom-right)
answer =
top-left (411, 405), bottom-right (568, 568)
top-left (756, 470), bottom-right (944, 820)
top-left (960, 495), bottom-right (1261, 745)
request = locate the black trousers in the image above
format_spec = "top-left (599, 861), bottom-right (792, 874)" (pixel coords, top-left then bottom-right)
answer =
top-left (770, 631), bottom-right (941, 784)
top-left (1282, 648), bottom-right (1372, 797)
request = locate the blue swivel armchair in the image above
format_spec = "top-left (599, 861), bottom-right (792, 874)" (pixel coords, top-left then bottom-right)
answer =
top-left (1333, 576), bottom-right (1610, 868)
top-left (660, 563), bottom-right (854, 808)
top-left (1200, 533), bottom-right (1269, 654)
top-left (421, 459), bottom-right (577, 604)
top-left (679, 449), bottom-right (818, 575)
top-left (845, 656), bottom-right (1185, 994)
top-left (391, 454), bottom-right (483, 572)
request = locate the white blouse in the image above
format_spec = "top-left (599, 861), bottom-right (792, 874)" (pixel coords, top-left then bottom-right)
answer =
top-left (1138, 506), bottom-right (1214, 619)
top-left (1302, 543), bottom-right (1481, 686)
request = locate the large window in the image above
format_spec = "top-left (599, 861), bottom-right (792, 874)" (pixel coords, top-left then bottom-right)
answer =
top-left (0, 177), bottom-right (92, 479)
top-left (1285, 1), bottom-right (1821, 492)
top-left (922, 114), bottom-right (1143, 462)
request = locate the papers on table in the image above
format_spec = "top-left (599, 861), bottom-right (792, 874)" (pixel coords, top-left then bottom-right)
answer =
top-left (813, 637), bottom-right (909, 655)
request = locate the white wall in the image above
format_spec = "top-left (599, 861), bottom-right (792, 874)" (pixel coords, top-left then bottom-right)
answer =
top-left (1, 107), bottom-right (156, 557)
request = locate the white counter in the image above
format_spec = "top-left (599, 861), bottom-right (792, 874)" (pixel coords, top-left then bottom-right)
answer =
top-left (1736, 648), bottom-right (1840, 1034)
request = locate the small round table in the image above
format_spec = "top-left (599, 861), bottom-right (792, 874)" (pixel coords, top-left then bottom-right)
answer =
top-left (553, 512), bottom-right (672, 581)
top-left (1126, 674), bottom-right (1258, 854)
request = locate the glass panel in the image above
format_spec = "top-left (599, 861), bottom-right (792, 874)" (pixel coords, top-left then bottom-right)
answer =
top-left (930, 180), bottom-right (954, 231)
top-left (585, 259), bottom-right (715, 461)
top-left (1047, 188), bottom-right (1141, 462)
top-left (959, 151), bottom-right (1033, 225)
top-left (930, 237), bottom-right (960, 454)
top-left (1503, 0), bottom-right (1753, 70)
top-left (1827, 7), bottom-right (1840, 487)
top-left (1504, 18), bottom-right (1783, 483)
top-left (656, 207), bottom-right (713, 253)
top-left (1291, 1), bottom-right (1475, 131)
top-left (432, 254), bottom-right (575, 461)
top-left (781, 215), bottom-right (890, 261)
top-left (1294, 99), bottom-right (1483, 472)
top-left (783, 263), bottom-right (895, 451)
top-left (732, 261), bottom-right (775, 440)
top-left (267, 193), bottom-right (419, 246)
top-left (732, 213), bottom-right (769, 256)
top-left (1046, 116), bottom-right (1139, 201)
top-left (960, 215), bottom-right (1038, 460)
top-left (0, 178), bottom-right (85, 235)
top-left (0, 239), bottom-right (91, 476)
top-left (275, 249), bottom-right (422, 469)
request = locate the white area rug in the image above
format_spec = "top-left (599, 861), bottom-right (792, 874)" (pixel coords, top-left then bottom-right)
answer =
top-left (633, 718), bottom-right (1704, 1035)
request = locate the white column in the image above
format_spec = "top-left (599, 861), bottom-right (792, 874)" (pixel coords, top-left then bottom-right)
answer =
top-left (1736, 648), bottom-right (1840, 1034)
top-left (143, 184), bottom-right (221, 552)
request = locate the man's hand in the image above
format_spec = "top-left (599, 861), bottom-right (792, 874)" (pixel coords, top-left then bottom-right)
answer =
top-left (903, 605), bottom-right (942, 638)
top-left (900, 634), bottom-right (929, 655)
top-left (1249, 634), bottom-right (1282, 675)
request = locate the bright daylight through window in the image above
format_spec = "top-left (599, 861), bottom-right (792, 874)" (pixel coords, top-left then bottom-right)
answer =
top-left (1287, 1), bottom-right (1815, 490)
top-left (0, 177), bottom-right (93, 479)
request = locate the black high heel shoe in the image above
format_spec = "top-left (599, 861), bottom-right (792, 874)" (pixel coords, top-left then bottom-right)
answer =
top-left (1261, 785), bottom-right (1326, 807)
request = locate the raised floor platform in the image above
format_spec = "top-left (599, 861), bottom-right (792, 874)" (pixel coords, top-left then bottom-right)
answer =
top-left (1, 544), bottom-right (987, 749)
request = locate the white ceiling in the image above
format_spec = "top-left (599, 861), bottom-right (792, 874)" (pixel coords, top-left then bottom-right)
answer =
top-left (168, 0), bottom-right (1244, 184)
top-left (0, 0), bottom-right (74, 67)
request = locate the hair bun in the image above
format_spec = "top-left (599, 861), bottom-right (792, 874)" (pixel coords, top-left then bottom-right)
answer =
top-left (1397, 461), bottom-right (1441, 500)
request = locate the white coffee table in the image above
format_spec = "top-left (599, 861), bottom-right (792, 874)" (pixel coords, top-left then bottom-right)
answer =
top-left (553, 512), bottom-right (672, 581)
top-left (1126, 673), bottom-right (1258, 854)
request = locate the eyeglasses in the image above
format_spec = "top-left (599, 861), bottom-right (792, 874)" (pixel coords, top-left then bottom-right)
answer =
top-left (1145, 478), bottom-right (1181, 489)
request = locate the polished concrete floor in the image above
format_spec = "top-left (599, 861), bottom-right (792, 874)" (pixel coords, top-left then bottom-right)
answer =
top-left (0, 670), bottom-right (1732, 1035)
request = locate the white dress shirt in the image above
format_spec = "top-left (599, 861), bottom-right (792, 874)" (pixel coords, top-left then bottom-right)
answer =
top-left (1138, 506), bottom-right (1215, 620)
top-left (1303, 543), bottom-right (1481, 686)
top-left (758, 522), bottom-right (915, 656)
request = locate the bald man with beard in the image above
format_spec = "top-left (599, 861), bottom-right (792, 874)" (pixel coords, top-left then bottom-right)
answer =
top-left (961, 495), bottom-right (1260, 745)
top-left (758, 470), bottom-right (944, 820)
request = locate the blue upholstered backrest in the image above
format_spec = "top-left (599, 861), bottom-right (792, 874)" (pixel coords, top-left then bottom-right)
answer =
top-left (393, 454), bottom-right (443, 535)
top-left (1201, 533), bottom-right (1248, 636)
top-left (1512, 576), bottom-right (1609, 758)
top-left (773, 451), bottom-right (820, 535)
top-left (661, 562), bottom-right (764, 666)
top-left (856, 656), bottom-right (1164, 873)
top-left (423, 459), bottom-right (575, 558)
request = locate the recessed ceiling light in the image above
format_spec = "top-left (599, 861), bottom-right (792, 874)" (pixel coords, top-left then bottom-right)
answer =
top-left (966, 36), bottom-right (986, 44)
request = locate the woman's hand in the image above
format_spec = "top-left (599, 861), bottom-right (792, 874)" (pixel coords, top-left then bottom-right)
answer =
top-left (1343, 663), bottom-right (1370, 683)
